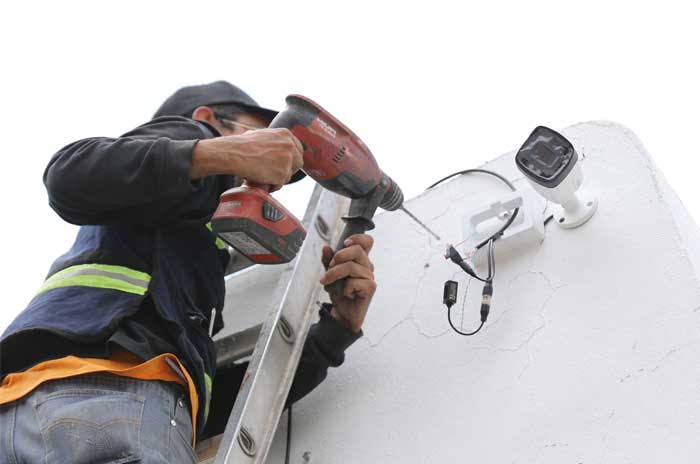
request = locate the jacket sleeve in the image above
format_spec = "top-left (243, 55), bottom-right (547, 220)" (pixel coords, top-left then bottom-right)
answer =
top-left (286, 304), bottom-right (362, 405)
top-left (43, 117), bottom-right (214, 226)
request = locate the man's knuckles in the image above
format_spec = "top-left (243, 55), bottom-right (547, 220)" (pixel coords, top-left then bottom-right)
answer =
top-left (271, 129), bottom-right (302, 153)
top-left (325, 261), bottom-right (373, 281)
top-left (346, 234), bottom-right (374, 252)
top-left (329, 256), bottom-right (374, 273)
top-left (366, 278), bottom-right (377, 293)
top-left (329, 245), bottom-right (368, 266)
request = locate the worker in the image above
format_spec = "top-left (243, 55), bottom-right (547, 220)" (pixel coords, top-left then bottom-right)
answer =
top-left (0, 81), bottom-right (378, 463)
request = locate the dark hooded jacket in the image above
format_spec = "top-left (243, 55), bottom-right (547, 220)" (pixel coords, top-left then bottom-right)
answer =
top-left (0, 116), bottom-right (360, 438)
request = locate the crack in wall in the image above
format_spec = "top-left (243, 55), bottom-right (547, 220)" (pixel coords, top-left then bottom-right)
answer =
top-left (497, 311), bottom-right (548, 355)
top-left (366, 257), bottom-right (567, 364)
top-left (409, 318), bottom-right (453, 339)
top-left (365, 236), bottom-right (439, 347)
top-left (501, 281), bottom-right (564, 378)
top-left (618, 339), bottom-right (700, 383)
top-left (599, 407), bottom-right (617, 463)
top-left (650, 347), bottom-right (682, 373)
top-left (487, 270), bottom-right (559, 330)
top-left (458, 272), bottom-right (472, 329)
top-left (544, 442), bottom-right (569, 448)
top-left (404, 242), bottom-right (453, 339)
top-left (365, 316), bottom-right (413, 348)
top-left (426, 200), bottom-right (453, 224)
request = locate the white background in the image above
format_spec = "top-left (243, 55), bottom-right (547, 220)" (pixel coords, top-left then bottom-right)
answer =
top-left (1, 0), bottom-right (698, 333)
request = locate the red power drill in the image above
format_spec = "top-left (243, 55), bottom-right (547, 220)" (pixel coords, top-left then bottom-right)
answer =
top-left (211, 95), bottom-right (409, 292)
top-left (212, 95), bottom-right (404, 256)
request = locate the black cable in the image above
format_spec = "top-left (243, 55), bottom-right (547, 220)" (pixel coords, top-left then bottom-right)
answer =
top-left (446, 245), bottom-right (490, 283)
top-left (445, 237), bottom-right (497, 283)
top-left (489, 242), bottom-right (496, 282)
top-left (432, 169), bottom-right (514, 336)
top-left (285, 405), bottom-right (292, 464)
top-left (445, 238), bottom-right (495, 337)
top-left (427, 168), bottom-right (516, 191)
top-left (427, 168), bottom-right (519, 250)
top-left (487, 238), bottom-right (495, 280)
top-left (447, 307), bottom-right (484, 336)
top-left (475, 207), bottom-right (518, 250)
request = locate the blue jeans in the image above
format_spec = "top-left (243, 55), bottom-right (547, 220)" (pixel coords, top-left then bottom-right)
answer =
top-left (0, 373), bottom-right (196, 463)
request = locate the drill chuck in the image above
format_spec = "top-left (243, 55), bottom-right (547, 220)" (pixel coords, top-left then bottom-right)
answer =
top-left (379, 172), bottom-right (404, 211)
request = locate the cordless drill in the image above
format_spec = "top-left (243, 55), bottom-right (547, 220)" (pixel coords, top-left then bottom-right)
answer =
top-left (212, 95), bottom-right (404, 265)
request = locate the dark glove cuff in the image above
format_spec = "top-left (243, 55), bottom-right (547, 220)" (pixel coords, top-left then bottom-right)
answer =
top-left (312, 303), bottom-right (362, 364)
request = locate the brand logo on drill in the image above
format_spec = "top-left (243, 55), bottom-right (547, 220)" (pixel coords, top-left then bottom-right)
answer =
top-left (316, 117), bottom-right (337, 139)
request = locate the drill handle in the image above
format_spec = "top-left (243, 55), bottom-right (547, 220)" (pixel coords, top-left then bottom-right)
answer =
top-left (324, 188), bottom-right (382, 300)
top-left (335, 219), bottom-right (373, 253)
top-left (325, 217), bottom-right (375, 299)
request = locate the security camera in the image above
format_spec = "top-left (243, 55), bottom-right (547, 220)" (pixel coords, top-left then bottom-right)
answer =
top-left (515, 126), bottom-right (597, 229)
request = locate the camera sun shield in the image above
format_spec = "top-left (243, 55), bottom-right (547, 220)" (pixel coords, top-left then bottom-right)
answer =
top-left (515, 126), bottom-right (578, 188)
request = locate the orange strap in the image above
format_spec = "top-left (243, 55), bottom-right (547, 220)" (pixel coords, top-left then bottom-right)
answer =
top-left (0, 351), bottom-right (199, 446)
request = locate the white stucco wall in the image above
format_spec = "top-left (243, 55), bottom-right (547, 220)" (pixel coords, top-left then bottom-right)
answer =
top-left (265, 122), bottom-right (700, 463)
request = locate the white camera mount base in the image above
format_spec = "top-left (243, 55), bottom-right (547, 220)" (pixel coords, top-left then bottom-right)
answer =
top-left (553, 190), bottom-right (598, 229)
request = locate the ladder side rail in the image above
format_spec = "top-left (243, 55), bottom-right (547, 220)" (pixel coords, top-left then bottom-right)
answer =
top-left (214, 186), bottom-right (349, 464)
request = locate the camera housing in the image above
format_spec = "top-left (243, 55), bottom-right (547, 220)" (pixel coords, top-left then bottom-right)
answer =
top-left (516, 126), bottom-right (597, 228)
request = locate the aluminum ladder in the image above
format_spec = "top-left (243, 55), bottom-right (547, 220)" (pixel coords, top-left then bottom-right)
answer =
top-left (205, 185), bottom-right (349, 463)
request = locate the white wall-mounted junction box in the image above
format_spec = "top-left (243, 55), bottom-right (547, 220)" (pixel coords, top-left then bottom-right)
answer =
top-left (461, 186), bottom-right (546, 265)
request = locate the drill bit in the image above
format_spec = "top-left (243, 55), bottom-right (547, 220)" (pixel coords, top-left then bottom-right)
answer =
top-left (399, 205), bottom-right (441, 241)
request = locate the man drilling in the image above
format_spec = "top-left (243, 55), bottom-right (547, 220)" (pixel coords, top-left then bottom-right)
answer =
top-left (0, 81), bottom-right (378, 463)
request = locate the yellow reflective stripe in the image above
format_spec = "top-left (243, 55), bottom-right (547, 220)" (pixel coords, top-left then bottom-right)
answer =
top-left (36, 264), bottom-right (151, 297)
top-left (204, 373), bottom-right (213, 422)
top-left (214, 237), bottom-right (227, 250)
top-left (36, 275), bottom-right (148, 297)
top-left (46, 264), bottom-right (150, 284)
top-left (206, 222), bottom-right (228, 250)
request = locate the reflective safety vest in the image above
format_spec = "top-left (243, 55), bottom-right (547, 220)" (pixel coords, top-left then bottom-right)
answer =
top-left (36, 263), bottom-right (151, 297)
top-left (1, 218), bottom-right (231, 436)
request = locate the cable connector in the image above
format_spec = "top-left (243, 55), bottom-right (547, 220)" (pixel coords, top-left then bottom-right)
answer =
top-left (480, 282), bottom-right (493, 322)
top-left (443, 280), bottom-right (458, 309)
top-left (445, 244), bottom-right (476, 277)
top-left (444, 244), bottom-right (460, 262)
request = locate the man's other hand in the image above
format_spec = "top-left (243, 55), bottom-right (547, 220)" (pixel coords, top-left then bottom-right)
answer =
top-left (191, 128), bottom-right (304, 188)
top-left (319, 234), bottom-right (377, 333)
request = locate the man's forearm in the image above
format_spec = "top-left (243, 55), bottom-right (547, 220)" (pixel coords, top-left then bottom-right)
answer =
top-left (190, 129), bottom-right (303, 185)
top-left (189, 138), bottom-right (234, 179)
